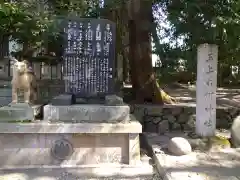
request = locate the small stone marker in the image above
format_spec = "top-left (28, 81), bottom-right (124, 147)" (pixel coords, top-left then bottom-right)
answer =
top-left (196, 44), bottom-right (218, 137)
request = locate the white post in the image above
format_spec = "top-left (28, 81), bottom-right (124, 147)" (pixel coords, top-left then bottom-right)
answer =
top-left (196, 44), bottom-right (218, 137)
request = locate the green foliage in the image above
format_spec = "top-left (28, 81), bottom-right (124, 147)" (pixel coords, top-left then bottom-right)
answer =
top-left (0, 1), bottom-right (101, 61)
top-left (0, 2), bottom-right (53, 48)
top-left (1, 0), bottom-right (239, 86)
top-left (152, 0), bottom-right (240, 85)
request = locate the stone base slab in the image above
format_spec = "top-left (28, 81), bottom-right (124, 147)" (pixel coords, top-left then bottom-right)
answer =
top-left (145, 132), bottom-right (240, 180)
top-left (44, 104), bottom-right (130, 123)
top-left (0, 164), bottom-right (156, 179)
top-left (0, 121), bottom-right (142, 168)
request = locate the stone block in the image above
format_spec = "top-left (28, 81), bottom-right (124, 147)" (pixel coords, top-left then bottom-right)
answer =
top-left (44, 104), bottom-right (130, 123)
top-left (134, 105), bottom-right (163, 116)
top-left (0, 87), bottom-right (12, 97)
top-left (75, 97), bottom-right (105, 104)
top-left (158, 120), bottom-right (169, 134)
top-left (0, 97), bottom-right (11, 107)
top-left (105, 95), bottom-right (124, 105)
top-left (75, 98), bottom-right (89, 104)
top-left (51, 94), bottom-right (75, 105)
top-left (0, 133), bottom-right (127, 167)
top-left (129, 133), bottom-right (141, 165)
top-left (0, 103), bottom-right (34, 122)
top-left (0, 120), bottom-right (142, 168)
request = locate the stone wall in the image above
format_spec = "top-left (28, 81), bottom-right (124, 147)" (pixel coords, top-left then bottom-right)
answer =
top-left (131, 104), bottom-right (240, 134)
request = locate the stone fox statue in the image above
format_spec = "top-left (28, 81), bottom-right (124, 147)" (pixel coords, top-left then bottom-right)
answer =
top-left (11, 58), bottom-right (38, 104)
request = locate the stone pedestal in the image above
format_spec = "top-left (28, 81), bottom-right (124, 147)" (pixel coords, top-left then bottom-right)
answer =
top-left (44, 104), bottom-right (130, 123)
top-left (0, 96), bottom-right (143, 177)
top-left (0, 116), bottom-right (141, 168)
top-left (0, 103), bottom-right (34, 122)
top-left (0, 103), bottom-right (44, 122)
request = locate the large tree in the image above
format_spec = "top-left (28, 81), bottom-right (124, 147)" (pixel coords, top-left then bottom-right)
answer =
top-left (126, 0), bottom-right (176, 104)
top-left (156, 0), bottom-right (240, 85)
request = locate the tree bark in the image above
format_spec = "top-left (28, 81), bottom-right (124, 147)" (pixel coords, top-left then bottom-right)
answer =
top-left (128, 0), bottom-right (176, 104)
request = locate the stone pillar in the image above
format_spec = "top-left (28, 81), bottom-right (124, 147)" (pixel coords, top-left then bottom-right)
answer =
top-left (196, 44), bottom-right (218, 137)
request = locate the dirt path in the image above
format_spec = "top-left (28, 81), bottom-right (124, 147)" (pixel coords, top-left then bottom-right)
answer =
top-left (162, 83), bottom-right (240, 108)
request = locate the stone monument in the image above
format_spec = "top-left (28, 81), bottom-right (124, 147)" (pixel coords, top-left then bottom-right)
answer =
top-left (42, 18), bottom-right (142, 165)
top-left (0, 18), bottom-right (146, 178)
top-left (44, 18), bottom-right (129, 123)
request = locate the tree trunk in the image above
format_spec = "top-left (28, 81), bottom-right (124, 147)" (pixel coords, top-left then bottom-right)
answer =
top-left (128, 0), bottom-right (176, 104)
top-left (122, 47), bottom-right (129, 83)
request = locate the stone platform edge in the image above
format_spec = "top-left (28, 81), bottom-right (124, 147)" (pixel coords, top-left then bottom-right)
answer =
top-left (0, 120), bottom-right (142, 133)
top-left (0, 164), bottom-right (154, 179)
top-left (142, 133), bottom-right (172, 180)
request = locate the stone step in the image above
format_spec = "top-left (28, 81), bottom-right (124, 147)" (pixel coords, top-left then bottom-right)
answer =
top-left (0, 164), bottom-right (157, 180)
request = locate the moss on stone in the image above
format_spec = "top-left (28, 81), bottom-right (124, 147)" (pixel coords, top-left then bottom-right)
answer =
top-left (207, 135), bottom-right (231, 150)
top-left (188, 134), bottom-right (231, 151)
